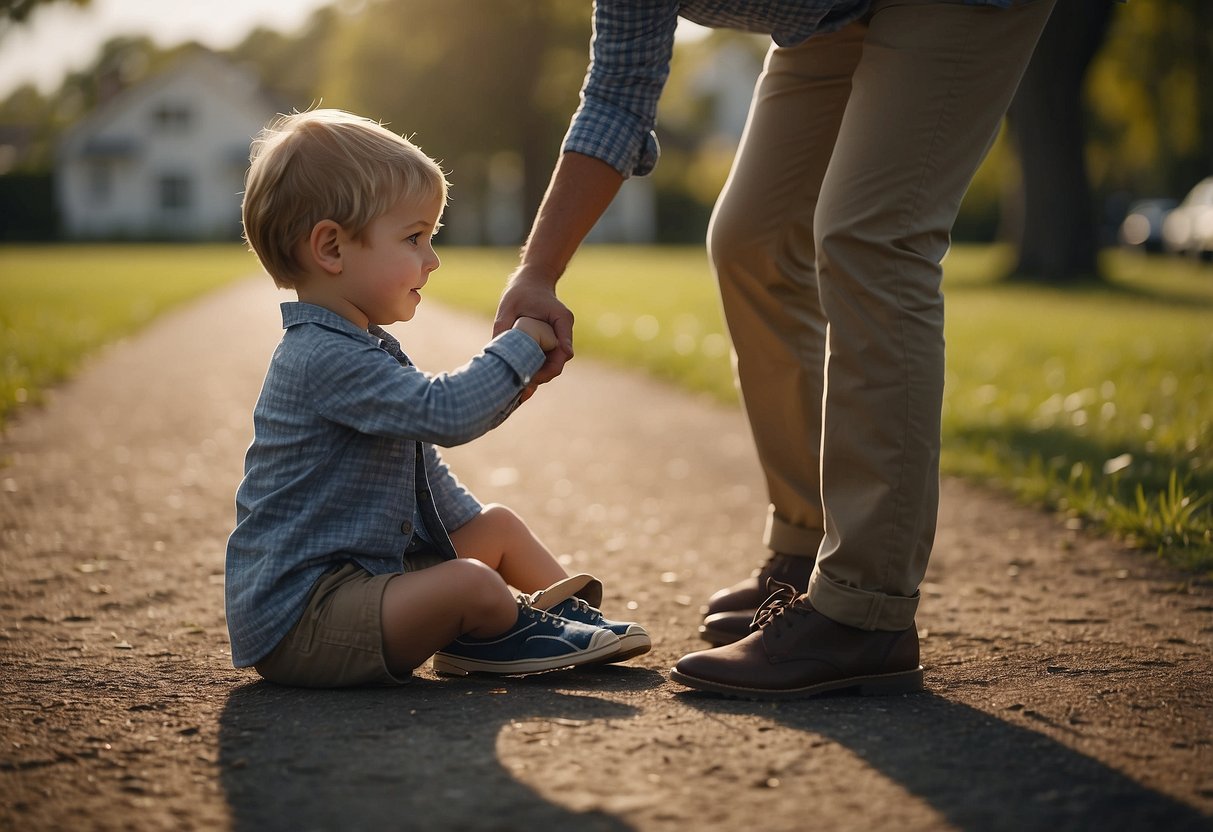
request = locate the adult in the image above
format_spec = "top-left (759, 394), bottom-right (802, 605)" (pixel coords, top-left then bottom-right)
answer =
top-left (493, 0), bottom-right (1057, 698)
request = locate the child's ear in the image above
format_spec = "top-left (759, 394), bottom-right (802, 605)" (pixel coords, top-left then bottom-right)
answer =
top-left (308, 220), bottom-right (345, 276)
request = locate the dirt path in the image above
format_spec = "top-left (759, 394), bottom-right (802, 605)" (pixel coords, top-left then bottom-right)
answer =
top-left (2, 276), bottom-right (1211, 831)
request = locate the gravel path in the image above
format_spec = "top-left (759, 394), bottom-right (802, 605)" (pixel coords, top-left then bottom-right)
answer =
top-left (2, 275), bottom-right (1211, 831)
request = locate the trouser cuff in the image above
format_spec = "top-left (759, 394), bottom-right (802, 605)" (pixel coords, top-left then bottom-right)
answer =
top-left (763, 507), bottom-right (824, 558)
top-left (807, 570), bottom-right (919, 631)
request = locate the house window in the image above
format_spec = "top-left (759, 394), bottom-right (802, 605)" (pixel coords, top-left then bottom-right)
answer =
top-left (88, 161), bottom-right (112, 205)
top-left (152, 102), bottom-right (191, 132)
top-left (158, 174), bottom-right (192, 211)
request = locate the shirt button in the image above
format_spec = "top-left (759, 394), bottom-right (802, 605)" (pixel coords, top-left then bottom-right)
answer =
top-left (400, 521), bottom-right (413, 535)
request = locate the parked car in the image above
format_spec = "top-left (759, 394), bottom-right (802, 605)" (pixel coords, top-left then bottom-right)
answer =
top-left (1118, 198), bottom-right (1177, 253)
top-left (1162, 177), bottom-right (1213, 260)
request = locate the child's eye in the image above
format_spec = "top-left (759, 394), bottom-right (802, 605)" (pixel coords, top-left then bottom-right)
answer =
top-left (407, 233), bottom-right (422, 245)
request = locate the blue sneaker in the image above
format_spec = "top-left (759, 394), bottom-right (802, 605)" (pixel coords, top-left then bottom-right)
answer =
top-left (432, 596), bottom-right (620, 676)
top-left (529, 574), bottom-right (652, 663)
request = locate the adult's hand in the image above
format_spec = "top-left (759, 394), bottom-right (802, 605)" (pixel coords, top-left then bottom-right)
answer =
top-left (493, 265), bottom-right (574, 385)
top-left (492, 151), bottom-right (623, 385)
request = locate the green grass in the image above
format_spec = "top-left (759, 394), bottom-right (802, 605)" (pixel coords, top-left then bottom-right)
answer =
top-left (937, 246), bottom-right (1212, 571)
top-left (0, 244), bottom-right (261, 426)
top-left (2, 242), bottom-right (1209, 572)
top-left (424, 244), bottom-right (1213, 573)
top-left (425, 246), bottom-right (737, 400)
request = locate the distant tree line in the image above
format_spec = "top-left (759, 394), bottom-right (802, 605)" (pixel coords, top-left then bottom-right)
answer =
top-left (2, 0), bottom-right (1210, 282)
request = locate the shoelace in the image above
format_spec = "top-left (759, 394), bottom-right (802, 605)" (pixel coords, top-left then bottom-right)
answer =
top-left (566, 597), bottom-right (603, 623)
top-left (749, 578), bottom-right (809, 632)
top-left (529, 592), bottom-right (603, 624)
top-left (517, 595), bottom-right (561, 626)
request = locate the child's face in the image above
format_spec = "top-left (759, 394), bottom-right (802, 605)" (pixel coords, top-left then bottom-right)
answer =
top-left (340, 193), bottom-right (443, 327)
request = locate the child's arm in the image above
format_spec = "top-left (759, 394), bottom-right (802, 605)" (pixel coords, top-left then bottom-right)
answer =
top-left (307, 327), bottom-right (546, 447)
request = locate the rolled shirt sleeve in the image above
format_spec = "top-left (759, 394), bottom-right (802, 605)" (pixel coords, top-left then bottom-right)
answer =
top-left (562, 0), bottom-right (681, 177)
top-left (560, 0), bottom-right (1038, 177)
top-left (561, 0), bottom-right (914, 177)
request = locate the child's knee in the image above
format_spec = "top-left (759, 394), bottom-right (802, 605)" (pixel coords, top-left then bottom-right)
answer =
top-left (474, 503), bottom-right (530, 545)
top-left (478, 503), bottom-right (520, 529)
top-left (448, 558), bottom-right (516, 632)
top-left (454, 557), bottom-right (512, 602)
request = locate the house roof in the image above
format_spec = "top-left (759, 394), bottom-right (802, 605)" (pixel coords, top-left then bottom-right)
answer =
top-left (57, 48), bottom-right (286, 159)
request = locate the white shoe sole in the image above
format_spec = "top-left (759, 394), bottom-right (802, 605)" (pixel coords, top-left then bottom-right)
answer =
top-left (433, 630), bottom-right (620, 676)
top-left (599, 631), bottom-right (652, 664)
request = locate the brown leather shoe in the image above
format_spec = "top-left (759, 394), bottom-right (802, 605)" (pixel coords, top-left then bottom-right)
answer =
top-left (674, 588), bottom-right (923, 700)
top-left (700, 575), bottom-right (806, 645)
top-left (704, 552), bottom-right (815, 616)
top-left (698, 609), bottom-right (755, 646)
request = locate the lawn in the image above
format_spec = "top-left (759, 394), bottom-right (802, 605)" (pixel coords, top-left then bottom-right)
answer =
top-left (0, 244), bottom-right (261, 424)
top-left (2, 242), bottom-right (1209, 571)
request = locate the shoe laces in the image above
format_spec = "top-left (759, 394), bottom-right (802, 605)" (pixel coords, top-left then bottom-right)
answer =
top-left (749, 578), bottom-right (810, 632)
top-left (566, 597), bottom-right (602, 622)
top-left (517, 595), bottom-right (560, 626)
top-left (531, 593), bottom-right (603, 624)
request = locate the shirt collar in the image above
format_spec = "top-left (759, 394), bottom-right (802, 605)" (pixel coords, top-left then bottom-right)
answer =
top-left (280, 302), bottom-right (381, 347)
top-left (280, 302), bottom-right (412, 365)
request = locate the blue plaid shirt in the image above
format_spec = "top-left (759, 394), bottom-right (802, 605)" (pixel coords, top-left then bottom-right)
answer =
top-left (225, 302), bottom-right (545, 666)
top-left (565, 0), bottom-right (1035, 177)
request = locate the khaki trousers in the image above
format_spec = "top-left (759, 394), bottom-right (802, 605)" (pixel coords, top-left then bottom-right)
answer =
top-left (707, 0), bottom-right (1056, 630)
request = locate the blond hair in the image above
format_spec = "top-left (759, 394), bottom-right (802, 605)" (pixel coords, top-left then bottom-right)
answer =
top-left (242, 109), bottom-right (448, 287)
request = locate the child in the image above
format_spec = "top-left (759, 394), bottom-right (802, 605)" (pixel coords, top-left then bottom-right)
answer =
top-left (226, 109), bottom-right (649, 688)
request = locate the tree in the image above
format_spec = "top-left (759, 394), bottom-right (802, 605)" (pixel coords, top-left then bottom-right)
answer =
top-left (0, 0), bottom-right (87, 25)
top-left (1005, 0), bottom-right (1115, 283)
top-left (229, 7), bottom-right (342, 110)
top-left (317, 0), bottom-right (589, 241)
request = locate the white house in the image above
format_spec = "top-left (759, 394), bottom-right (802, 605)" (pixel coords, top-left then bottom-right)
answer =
top-left (56, 51), bottom-right (281, 241)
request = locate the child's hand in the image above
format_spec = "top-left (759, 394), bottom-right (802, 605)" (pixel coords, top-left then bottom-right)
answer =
top-left (512, 316), bottom-right (559, 352)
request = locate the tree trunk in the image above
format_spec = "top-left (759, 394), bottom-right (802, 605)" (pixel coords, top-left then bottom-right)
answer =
top-left (1006, 0), bottom-right (1115, 284)
top-left (516, 8), bottom-right (556, 234)
top-left (1193, 2), bottom-right (1213, 182)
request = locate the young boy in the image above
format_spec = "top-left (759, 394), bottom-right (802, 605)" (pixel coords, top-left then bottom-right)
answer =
top-left (227, 109), bottom-right (649, 688)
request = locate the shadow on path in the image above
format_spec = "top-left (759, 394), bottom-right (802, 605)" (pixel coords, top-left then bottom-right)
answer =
top-left (218, 667), bottom-right (663, 831)
top-left (676, 691), bottom-right (1211, 831)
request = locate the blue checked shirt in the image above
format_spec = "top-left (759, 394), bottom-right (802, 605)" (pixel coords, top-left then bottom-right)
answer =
top-left (225, 302), bottom-right (545, 666)
top-left (564, 0), bottom-right (1042, 177)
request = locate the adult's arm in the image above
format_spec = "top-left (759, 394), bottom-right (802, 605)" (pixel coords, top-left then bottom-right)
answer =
top-left (492, 0), bottom-right (681, 384)
top-left (492, 151), bottom-right (623, 383)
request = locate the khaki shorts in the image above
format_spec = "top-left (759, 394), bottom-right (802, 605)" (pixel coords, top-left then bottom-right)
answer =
top-left (255, 545), bottom-right (449, 688)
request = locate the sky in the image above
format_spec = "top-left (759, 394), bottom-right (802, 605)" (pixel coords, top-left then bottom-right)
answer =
top-left (0, 1), bottom-right (708, 100)
top-left (0, 0), bottom-right (338, 97)
top-left (0, 1), bottom-right (713, 100)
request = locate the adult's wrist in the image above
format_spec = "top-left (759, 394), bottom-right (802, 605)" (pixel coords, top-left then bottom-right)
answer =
top-left (510, 262), bottom-right (562, 291)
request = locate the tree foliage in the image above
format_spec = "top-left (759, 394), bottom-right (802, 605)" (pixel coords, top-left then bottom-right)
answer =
top-left (0, 0), bottom-right (87, 25)
top-left (226, 0), bottom-right (589, 240)
top-left (1087, 0), bottom-right (1213, 198)
top-left (332, 2), bottom-right (584, 229)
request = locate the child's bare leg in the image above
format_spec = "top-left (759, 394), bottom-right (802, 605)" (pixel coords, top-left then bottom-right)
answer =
top-left (449, 503), bottom-right (567, 593)
top-left (380, 558), bottom-right (517, 675)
